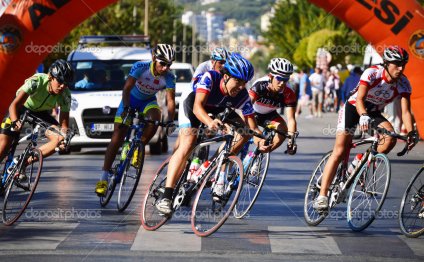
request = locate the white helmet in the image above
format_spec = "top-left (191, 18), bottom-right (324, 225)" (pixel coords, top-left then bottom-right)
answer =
top-left (268, 58), bottom-right (293, 77)
top-left (153, 44), bottom-right (176, 63)
top-left (211, 47), bottom-right (230, 61)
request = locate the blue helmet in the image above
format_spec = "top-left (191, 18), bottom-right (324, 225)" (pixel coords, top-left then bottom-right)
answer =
top-left (211, 47), bottom-right (230, 61)
top-left (223, 53), bottom-right (254, 82)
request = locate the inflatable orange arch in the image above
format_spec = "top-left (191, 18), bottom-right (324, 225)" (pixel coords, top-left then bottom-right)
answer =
top-left (0, 0), bottom-right (423, 137)
top-left (309, 0), bottom-right (424, 137)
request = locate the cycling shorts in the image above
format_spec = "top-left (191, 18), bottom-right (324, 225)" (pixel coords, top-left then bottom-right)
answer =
top-left (179, 91), bottom-right (242, 129)
top-left (337, 102), bottom-right (388, 134)
top-left (115, 95), bottom-right (160, 125)
top-left (0, 107), bottom-right (59, 137)
top-left (255, 111), bottom-right (284, 128)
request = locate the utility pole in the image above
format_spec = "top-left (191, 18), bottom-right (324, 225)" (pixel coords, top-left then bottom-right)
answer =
top-left (191, 19), bottom-right (197, 67)
top-left (144, 0), bottom-right (149, 36)
top-left (182, 24), bottom-right (187, 63)
top-left (133, 5), bottom-right (137, 36)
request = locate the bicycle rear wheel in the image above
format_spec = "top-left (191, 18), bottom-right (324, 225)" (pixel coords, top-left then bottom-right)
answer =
top-left (141, 157), bottom-right (171, 230)
top-left (347, 153), bottom-right (391, 231)
top-left (399, 167), bottom-right (424, 238)
top-left (304, 151), bottom-right (332, 226)
top-left (191, 155), bottom-right (243, 237)
top-left (2, 148), bottom-right (43, 226)
top-left (234, 152), bottom-right (270, 219)
top-left (117, 143), bottom-right (145, 212)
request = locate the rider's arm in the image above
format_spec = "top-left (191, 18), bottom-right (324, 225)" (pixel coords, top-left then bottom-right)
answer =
top-left (166, 89), bottom-right (176, 121)
top-left (245, 115), bottom-right (271, 152)
top-left (193, 92), bottom-right (216, 128)
top-left (354, 84), bottom-right (369, 116)
top-left (9, 91), bottom-right (29, 122)
top-left (286, 107), bottom-right (297, 134)
top-left (59, 111), bottom-right (69, 135)
top-left (122, 76), bottom-right (136, 108)
top-left (400, 94), bottom-right (415, 133)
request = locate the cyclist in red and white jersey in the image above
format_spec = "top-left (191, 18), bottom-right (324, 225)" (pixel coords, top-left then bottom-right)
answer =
top-left (313, 45), bottom-right (419, 211)
top-left (249, 58), bottom-right (298, 154)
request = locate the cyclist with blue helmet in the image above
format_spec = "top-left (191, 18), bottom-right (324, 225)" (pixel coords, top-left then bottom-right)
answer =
top-left (156, 53), bottom-right (270, 215)
top-left (192, 47), bottom-right (230, 81)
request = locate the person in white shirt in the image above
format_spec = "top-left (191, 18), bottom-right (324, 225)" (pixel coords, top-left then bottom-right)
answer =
top-left (309, 67), bottom-right (324, 117)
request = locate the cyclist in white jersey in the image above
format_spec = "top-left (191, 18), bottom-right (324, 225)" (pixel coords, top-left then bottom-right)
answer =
top-left (313, 45), bottom-right (419, 211)
top-left (192, 47), bottom-right (230, 80)
top-left (95, 44), bottom-right (176, 197)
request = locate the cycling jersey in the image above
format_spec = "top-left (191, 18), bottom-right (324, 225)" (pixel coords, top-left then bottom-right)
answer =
top-left (179, 70), bottom-right (254, 128)
top-left (347, 65), bottom-right (411, 111)
top-left (192, 60), bottom-right (213, 80)
top-left (195, 71), bottom-right (254, 116)
top-left (129, 61), bottom-right (176, 100)
top-left (249, 76), bottom-right (297, 115)
top-left (17, 73), bottom-right (71, 112)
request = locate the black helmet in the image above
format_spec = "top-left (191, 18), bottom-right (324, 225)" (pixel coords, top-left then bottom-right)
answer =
top-left (49, 59), bottom-right (74, 84)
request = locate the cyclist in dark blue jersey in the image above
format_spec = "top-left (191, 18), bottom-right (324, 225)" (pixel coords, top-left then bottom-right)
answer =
top-left (156, 53), bottom-right (269, 215)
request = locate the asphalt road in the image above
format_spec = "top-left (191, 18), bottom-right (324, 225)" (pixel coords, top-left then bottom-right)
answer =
top-left (0, 112), bottom-right (423, 261)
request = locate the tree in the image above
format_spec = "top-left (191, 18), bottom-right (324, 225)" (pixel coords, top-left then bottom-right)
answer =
top-left (264, 0), bottom-right (366, 68)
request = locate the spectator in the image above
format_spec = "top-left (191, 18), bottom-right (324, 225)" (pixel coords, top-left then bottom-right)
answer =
top-left (309, 67), bottom-right (324, 117)
top-left (296, 68), bottom-right (313, 118)
top-left (341, 66), bottom-right (362, 104)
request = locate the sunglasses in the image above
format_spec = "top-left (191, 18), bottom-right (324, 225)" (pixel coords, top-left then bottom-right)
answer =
top-left (217, 60), bottom-right (226, 64)
top-left (55, 77), bottom-right (69, 86)
top-left (273, 75), bottom-right (290, 82)
top-left (390, 61), bottom-right (407, 67)
top-left (158, 60), bottom-right (172, 67)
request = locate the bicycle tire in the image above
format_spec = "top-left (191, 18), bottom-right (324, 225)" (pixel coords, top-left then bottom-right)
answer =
top-left (117, 143), bottom-right (145, 212)
top-left (347, 153), bottom-right (391, 232)
top-left (99, 152), bottom-right (120, 207)
top-left (191, 155), bottom-right (244, 237)
top-left (399, 167), bottom-right (424, 238)
top-left (234, 152), bottom-right (270, 219)
top-left (141, 156), bottom-right (171, 230)
top-left (2, 148), bottom-right (43, 226)
top-left (304, 151), bottom-right (332, 226)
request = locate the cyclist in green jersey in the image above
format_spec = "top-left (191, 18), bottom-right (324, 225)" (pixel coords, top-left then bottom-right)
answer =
top-left (0, 59), bottom-right (74, 163)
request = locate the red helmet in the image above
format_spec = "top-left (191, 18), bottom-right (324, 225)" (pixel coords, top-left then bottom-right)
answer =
top-left (383, 45), bottom-right (409, 64)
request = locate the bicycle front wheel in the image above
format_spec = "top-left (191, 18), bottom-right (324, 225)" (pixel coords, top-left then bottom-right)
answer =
top-left (191, 155), bottom-right (244, 237)
top-left (117, 143), bottom-right (145, 212)
top-left (399, 167), bottom-right (424, 238)
top-left (304, 151), bottom-right (332, 226)
top-left (141, 157), bottom-right (171, 231)
top-left (347, 153), bottom-right (391, 232)
top-left (2, 148), bottom-right (43, 226)
top-left (234, 152), bottom-right (270, 219)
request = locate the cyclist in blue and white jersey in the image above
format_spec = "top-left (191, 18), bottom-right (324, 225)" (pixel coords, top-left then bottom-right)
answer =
top-left (155, 53), bottom-right (270, 215)
top-left (95, 44), bottom-right (176, 197)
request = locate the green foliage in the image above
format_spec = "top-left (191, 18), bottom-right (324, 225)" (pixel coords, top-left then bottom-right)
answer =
top-left (264, 0), bottom-right (366, 68)
top-left (44, 0), bottom-right (194, 67)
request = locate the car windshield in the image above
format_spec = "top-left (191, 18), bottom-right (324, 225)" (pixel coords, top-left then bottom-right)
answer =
top-left (69, 60), bottom-right (144, 91)
top-left (172, 68), bottom-right (192, 83)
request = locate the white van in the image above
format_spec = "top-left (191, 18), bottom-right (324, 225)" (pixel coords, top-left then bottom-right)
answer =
top-left (170, 62), bottom-right (195, 113)
top-left (66, 35), bottom-right (169, 154)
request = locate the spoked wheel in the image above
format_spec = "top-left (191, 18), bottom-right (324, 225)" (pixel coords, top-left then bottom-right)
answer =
top-left (191, 155), bottom-right (243, 237)
top-left (347, 153), bottom-right (391, 232)
top-left (100, 152), bottom-right (120, 207)
top-left (2, 148), bottom-right (43, 226)
top-left (399, 167), bottom-right (424, 238)
top-left (234, 152), bottom-right (270, 219)
top-left (141, 157), bottom-right (171, 230)
top-left (304, 151), bottom-right (332, 226)
top-left (117, 144), bottom-right (145, 212)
